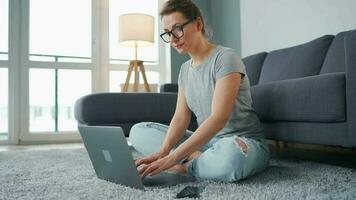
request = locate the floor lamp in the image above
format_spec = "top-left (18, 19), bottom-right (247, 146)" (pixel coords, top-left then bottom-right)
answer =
top-left (119, 13), bottom-right (155, 92)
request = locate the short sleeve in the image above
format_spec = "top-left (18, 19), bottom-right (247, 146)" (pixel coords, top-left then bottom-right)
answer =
top-left (178, 63), bottom-right (186, 90)
top-left (178, 67), bottom-right (183, 86)
top-left (214, 49), bottom-right (246, 80)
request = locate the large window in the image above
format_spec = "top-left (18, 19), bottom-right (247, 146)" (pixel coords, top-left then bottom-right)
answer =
top-left (28, 0), bottom-right (92, 134)
top-left (0, 68), bottom-right (8, 140)
top-left (109, 70), bottom-right (160, 92)
top-left (29, 0), bottom-right (91, 62)
top-left (29, 69), bottom-right (55, 132)
top-left (29, 69), bottom-right (91, 132)
top-left (0, 0), bottom-right (8, 60)
top-left (2, 0), bottom-right (168, 143)
top-left (108, 0), bottom-right (161, 93)
top-left (109, 0), bottom-right (159, 63)
top-left (0, 0), bottom-right (8, 142)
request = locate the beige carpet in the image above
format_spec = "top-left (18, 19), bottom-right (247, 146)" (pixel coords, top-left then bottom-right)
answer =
top-left (0, 148), bottom-right (355, 200)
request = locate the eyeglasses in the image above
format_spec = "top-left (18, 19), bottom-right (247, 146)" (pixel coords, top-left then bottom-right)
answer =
top-left (160, 19), bottom-right (194, 43)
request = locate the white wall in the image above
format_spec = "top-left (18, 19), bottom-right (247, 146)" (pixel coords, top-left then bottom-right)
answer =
top-left (241, 0), bottom-right (356, 57)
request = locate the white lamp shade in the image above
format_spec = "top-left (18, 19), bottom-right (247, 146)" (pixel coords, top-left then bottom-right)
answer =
top-left (119, 13), bottom-right (155, 47)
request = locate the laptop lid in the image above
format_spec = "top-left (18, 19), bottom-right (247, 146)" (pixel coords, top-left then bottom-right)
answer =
top-left (78, 125), bottom-right (145, 190)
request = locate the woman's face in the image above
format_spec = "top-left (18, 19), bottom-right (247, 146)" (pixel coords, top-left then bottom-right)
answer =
top-left (161, 12), bottom-right (198, 54)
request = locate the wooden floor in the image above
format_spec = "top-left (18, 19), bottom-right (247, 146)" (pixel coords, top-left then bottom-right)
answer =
top-left (0, 143), bottom-right (84, 152)
top-left (0, 140), bottom-right (132, 152)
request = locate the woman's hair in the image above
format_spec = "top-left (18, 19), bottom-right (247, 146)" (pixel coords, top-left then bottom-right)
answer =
top-left (160, 0), bottom-right (206, 36)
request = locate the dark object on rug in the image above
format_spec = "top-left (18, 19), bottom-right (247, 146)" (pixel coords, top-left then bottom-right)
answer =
top-left (176, 186), bottom-right (204, 199)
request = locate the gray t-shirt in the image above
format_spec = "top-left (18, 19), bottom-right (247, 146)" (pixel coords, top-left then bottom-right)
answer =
top-left (178, 45), bottom-right (264, 138)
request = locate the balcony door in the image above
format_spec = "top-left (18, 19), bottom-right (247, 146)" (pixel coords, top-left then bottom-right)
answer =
top-left (0, 0), bottom-right (169, 144)
top-left (0, 0), bottom-right (9, 143)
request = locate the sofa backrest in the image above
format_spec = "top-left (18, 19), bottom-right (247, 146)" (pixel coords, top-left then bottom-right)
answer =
top-left (242, 52), bottom-right (267, 86)
top-left (320, 31), bottom-right (348, 74)
top-left (257, 35), bottom-right (334, 84)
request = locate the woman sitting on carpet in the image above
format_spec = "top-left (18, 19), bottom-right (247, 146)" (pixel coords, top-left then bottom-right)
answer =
top-left (129, 0), bottom-right (270, 182)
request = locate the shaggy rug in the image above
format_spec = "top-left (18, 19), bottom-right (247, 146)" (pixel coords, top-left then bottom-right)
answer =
top-left (0, 148), bottom-right (356, 200)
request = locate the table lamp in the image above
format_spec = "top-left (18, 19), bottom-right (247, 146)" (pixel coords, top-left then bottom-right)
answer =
top-left (119, 13), bottom-right (155, 92)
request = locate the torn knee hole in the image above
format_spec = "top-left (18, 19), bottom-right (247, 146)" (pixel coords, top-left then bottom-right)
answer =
top-left (235, 138), bottom-right (249, 155)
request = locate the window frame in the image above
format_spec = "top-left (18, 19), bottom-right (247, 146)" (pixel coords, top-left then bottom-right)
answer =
top-left (0, 0), bottom-right (10, 144)
top-left (0, 66), bottom-right (9, 144)
top-left (18, 0), bottom-right (93, 143)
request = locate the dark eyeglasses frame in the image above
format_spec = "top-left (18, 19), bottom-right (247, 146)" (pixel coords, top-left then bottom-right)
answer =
top-left (160, 19), bottom-right (194, 43)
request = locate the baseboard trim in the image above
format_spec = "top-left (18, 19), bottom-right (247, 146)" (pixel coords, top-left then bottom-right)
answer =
top-left (266, 139), bottom-right (355, 154)
top-left (266, 139), bottom-right (356, 169)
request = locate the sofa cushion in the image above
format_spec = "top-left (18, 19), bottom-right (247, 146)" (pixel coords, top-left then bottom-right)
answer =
top-left (242, 52), bottom-right (267, 86)
top-left (251, 72), bottom-right (346, 122)
top-left (320, 32), bottom-right (348, 74)
top-left (258, 35), bottom-right (334, 84)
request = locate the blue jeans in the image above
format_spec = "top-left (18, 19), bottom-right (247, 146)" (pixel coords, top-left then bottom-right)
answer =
top-left (129, 122), bottom-right (270, 182)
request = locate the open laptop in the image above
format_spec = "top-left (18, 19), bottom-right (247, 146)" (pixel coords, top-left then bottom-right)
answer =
top-left (78, 125), bottom-right (195, 190)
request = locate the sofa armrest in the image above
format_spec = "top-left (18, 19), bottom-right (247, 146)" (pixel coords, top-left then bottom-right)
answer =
top-left (74, 92), bottom-right (198, 136)
top-left (74, 93), bottom-right (177, 126)
top-left (345, 30), bottom-right (356, 147)
top-left (160, 83), bottom-right (178, 93)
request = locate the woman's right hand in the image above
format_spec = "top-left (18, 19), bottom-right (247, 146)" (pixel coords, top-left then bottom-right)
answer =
top-left (135, 150), bottom-right (169, 167)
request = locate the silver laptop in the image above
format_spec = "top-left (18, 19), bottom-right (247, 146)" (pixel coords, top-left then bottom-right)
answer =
top-left (78, 125), bottom-right (195, 190)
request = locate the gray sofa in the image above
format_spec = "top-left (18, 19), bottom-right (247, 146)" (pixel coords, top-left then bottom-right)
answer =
top-left (74, 29), bottom-right (356, 148)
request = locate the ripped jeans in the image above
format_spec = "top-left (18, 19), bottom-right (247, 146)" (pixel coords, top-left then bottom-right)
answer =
top-left (129, 122), bottom-right (270, 182)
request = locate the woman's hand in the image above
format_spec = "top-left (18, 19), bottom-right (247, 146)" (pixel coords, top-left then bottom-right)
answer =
top-left (138, 154), bottom-right (179, 179)
top-left (135, 150), bottom-right (168, 168)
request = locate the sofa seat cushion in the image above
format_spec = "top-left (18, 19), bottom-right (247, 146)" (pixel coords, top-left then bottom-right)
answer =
top-left (251, 72), bottom-right (346, 122)
top-left (259, 35), bottom-right (334, 84)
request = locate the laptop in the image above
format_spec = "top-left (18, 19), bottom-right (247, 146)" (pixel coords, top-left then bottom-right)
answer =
top-left (78, 125), bottom-right (195, 190)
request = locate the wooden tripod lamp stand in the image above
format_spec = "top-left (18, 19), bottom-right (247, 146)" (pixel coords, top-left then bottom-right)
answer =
top-left (118, 13), bottom-right (155, 92)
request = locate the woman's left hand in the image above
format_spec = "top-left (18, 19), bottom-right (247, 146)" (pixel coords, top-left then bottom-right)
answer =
top-left (138, 154), bottom-right (178, 179)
